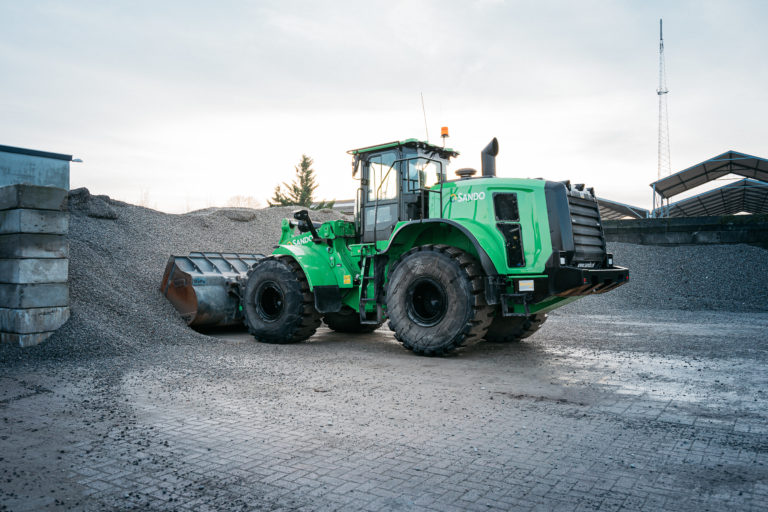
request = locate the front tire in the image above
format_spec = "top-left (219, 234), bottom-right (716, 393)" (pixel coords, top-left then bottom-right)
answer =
top-left (242, 257), bottom-right (320, 344)
top-left (385, 245), bottom-right (492, 356)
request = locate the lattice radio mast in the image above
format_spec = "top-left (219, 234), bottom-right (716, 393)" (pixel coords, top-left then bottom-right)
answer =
top-left (654, 18), bottom-right (672, 214)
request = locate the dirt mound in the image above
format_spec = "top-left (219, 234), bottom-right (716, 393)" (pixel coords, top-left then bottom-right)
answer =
top-left (0, 189), bottom-right (342, 362)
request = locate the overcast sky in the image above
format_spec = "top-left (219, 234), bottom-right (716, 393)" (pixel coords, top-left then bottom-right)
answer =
top-left (2, 0), bottom-right (766, 212)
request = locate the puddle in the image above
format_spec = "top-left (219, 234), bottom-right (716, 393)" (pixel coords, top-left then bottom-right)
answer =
top-left (542, 343), bottom-right (767, 418)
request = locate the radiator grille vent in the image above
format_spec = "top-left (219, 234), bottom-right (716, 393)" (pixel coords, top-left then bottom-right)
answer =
top-left (567, 193), bottom-right (606, 263)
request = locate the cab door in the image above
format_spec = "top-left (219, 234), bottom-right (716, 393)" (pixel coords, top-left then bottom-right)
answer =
top-left (361, 150), bottom-right (400, 243)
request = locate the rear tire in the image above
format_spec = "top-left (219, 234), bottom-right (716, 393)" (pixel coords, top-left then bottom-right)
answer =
top-left (242, 256), bottom-right (320, 344)
top-left (385, 245), bottom-right (493, 356)
top-left (323, 306), bottom-right (383, 333)
top-left (484, 313), bottom-right (548, 343)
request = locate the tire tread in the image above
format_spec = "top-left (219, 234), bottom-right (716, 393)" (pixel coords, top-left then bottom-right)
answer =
top-left (387, 245), bottom-right (492, 356)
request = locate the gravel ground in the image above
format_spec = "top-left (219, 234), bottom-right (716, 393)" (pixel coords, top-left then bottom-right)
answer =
top-left (0, 190), bottom-right (766, 511)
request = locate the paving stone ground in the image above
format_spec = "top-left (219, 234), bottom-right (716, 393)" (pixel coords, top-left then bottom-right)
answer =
top-left (1, 307), bottom-right (767, 511)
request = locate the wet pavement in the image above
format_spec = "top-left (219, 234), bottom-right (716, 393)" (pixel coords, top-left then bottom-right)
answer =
top-left (1, 308), bottom-right (767, 511)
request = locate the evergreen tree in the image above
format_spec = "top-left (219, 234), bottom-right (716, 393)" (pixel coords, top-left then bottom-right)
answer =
top-left (268, 154), bottom-right (335, 209)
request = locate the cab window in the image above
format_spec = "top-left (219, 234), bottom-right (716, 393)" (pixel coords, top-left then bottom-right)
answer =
top-left (404, 158), bottom-right (442, 192)
top-left (367, 151), bottom-right (397, 201)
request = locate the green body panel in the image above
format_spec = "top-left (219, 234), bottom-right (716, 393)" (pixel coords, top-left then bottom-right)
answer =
top-left (433, 178), bottom-right (553, 275)
top-left (381, 221), bottom-right (483, 271)
top-left (273, 219), bottom-right (360, 290)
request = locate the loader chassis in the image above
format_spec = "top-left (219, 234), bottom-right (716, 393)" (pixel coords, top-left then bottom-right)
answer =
top-left (161, 138), bottom-right (629, 356)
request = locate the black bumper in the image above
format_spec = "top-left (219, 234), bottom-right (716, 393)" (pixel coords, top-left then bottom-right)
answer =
top-left (484, 265), bottom-right (629, 317)
top-left (551, 265), bottom-right (629, 297)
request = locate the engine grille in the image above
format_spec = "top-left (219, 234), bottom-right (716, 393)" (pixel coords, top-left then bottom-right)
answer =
top-left (567, 191), bottom-right (606, 265)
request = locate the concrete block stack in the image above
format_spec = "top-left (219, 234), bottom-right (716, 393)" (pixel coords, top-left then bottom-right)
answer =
top-left (0, 184), bottom-right (70, 346)
top-left (1, 141), bottom-right (75, 347)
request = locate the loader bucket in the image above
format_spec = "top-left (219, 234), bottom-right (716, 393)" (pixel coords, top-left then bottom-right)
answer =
top-left (160, 252), bottom-right (264, 328)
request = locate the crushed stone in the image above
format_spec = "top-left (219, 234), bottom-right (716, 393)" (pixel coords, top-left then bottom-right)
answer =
top-left (560, 242), bottom-right (768, 314)
top-left (1, 189), bottom-right (766, 362)
top-left (0, 188), bottom-right (342, 363)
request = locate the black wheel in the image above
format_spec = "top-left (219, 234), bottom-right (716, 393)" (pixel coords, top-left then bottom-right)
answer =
top-left (323, 306), bottom-right (383, 333)
top-left (242, 256), bottom-right (320, 344)
top-left (484, 313), bottom-right (548, 343)
top-left (385, 245), bottom-right (493, 356)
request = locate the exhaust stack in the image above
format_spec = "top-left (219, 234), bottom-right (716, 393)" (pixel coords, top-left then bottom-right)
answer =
top-left (481, 138), bottom-right (499, 177)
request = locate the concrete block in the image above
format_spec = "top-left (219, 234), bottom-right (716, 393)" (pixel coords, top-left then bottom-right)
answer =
top-left (0, 234), bottom-right (68, 258)
top-left (0, 209), bottom-right (69, 234)
top-left (0, 283), bottom-right (69, 308)
top-left (0, 331), bottom-right (55, 347)
top-left (0, 259), bottom-right (69, 284)
top-left (0, 184), bottom-right (67, 211)
top-left (0, 306), bottom-right (70, 333)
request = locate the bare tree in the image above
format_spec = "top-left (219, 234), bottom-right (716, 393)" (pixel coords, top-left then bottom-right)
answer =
top-left (137, 188), bottom-right (155, 209)
top-left (226, 195), bottom-right (262, 209)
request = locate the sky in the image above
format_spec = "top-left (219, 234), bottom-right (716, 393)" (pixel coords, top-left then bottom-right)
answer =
top-left (1, 0), bottom-right (766, 213)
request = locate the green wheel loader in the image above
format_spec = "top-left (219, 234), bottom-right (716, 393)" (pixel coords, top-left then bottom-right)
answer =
top-left (161, 137), bottom-right (629, 355)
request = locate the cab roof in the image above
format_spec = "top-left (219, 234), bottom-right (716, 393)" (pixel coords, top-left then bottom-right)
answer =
top-left (347, 138), bottom-right (459, 159)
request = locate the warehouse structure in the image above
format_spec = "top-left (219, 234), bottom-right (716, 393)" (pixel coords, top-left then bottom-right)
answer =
top-left (651, 150), bottom-right (768, 218)
top-left (597, 197), bottom-right (648, 220)
top-left (594, 150), bottom-right (768, 220)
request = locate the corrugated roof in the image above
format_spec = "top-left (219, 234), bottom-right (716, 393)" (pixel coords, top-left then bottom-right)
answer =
top-left (655, 178), bottom-right (768, 217)
top-left (651, 150), bottom-right (768, 199)
top-left (597, 197), bottom-right (649, 220)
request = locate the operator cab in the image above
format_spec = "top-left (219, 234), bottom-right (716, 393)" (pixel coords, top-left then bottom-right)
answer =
top-left (348, 139), bottom-right (458, 243)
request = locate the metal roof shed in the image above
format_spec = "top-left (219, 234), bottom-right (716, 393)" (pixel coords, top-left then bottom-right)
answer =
top-left (597, 197), bottom-right (649, 219)
top-left (658, 178), bottom-right (768, 217)
top-left (650, 150), bottom-right (768, 199)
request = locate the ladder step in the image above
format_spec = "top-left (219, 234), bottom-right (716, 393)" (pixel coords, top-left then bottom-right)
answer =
top-left (358, 254), bottom-right (380, 324)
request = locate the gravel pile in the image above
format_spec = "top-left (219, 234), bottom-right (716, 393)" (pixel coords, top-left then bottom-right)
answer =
top-left (2, 190), bottom-right (766, 361)
top-left (560, 241), bottom-right (768, 314)
top-left (0, 188), bottom-right (342, 363)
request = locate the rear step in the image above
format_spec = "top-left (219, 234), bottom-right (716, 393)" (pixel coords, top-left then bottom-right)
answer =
top-left (161, 252), bottom-right (263, 328)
